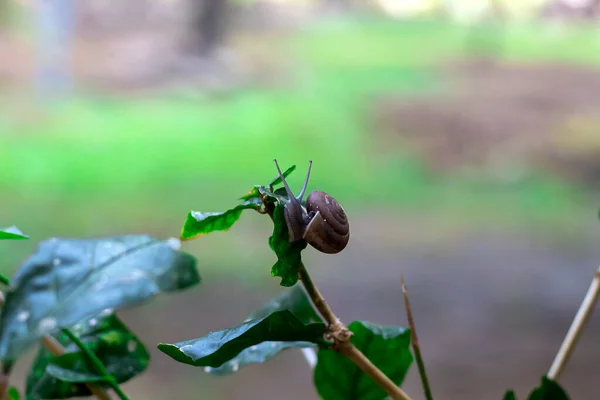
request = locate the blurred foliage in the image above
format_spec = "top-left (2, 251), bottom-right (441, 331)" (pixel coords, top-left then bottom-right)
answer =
top-left (0, 17), bottom-right (596, 279)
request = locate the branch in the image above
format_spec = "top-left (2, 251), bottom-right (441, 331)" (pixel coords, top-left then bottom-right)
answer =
top-left (298, 264), bottom-right (413, 400)
top-left (259, 191), bottom-right (413, 400)
top-left (0, 291), bottom-right (111, 400)
top-left (401, 275), bottom-right (433, 400)
top-left (547, 266), bottom-right (600, 381)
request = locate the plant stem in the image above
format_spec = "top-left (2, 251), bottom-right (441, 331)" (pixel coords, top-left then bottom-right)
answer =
top-left (401, 275), bottom-right (434, 400)
top-left (547, 266), bottom-right (600, 381)
top-left (298, 263), bottom-right (342, 329)
top-left (259, 192), bottom-right (412, 399)
top-left (0, 287), bottom-right (111, 400)
top-left (62, 329), bottom-right (130, 400)
top-left (298, 263), bottom-right (413, 400)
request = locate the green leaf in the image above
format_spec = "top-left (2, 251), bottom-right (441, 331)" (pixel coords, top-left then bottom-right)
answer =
top-left (46, 357), bottom-right (111, 383)
top-left (239, 186), bottom-right (261, 201)
top-left (269, 204), bottom-right (307, 287)
top-left (7, 387), bottom-right (20, 400)
top-left (0, 234), bottom-right (199, 361)
top-left (181, 202), bottom-right (259, 240)
top-left (503, 391), bottom-right (518, 400)
top-left (246, 284), bottom-right (321, 323)
top-left (528, 376), bottom-right (569, 400)
top-left (314, 321), bottom-right (413, 400)
top-left (238, 164), bottom-right (296, 202)
top-left (269, 164), bottom-right (296, 187)
top-left (158, 310), bottom-right (326, 368)
top-left (27, 311), bottom-right (149, 399)
top-left (205, 284), bottom-right (324, 376)
top-left (0, 226), bottom-right (28, 240)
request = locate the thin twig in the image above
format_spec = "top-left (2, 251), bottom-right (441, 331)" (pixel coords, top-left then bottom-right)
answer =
top-left (62, 329), bottom-right (129, 400)
top-left (260, 190), bottom-right (412, 400)
top-left (0, 288), bottom-right (111, 400)
top-left (298, 264), bottom-right (412, 400)
top-left (401, 275), bottom-right (434, 400)
top-left (548, 266), bottom-right (600, 381)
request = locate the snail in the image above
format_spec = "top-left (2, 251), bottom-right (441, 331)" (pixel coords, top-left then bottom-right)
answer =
top-left (273, 159), bottom-right (350, 254)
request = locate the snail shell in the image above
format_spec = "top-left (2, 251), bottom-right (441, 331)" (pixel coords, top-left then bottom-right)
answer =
top-left (303, 190), bottom-right (350, 254)
top-left (273, 159), bottom-right (350, 254)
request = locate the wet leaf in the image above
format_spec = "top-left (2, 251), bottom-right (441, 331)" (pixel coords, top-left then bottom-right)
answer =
top-left (0, 234), bottom-right (199, 361)
top-left (205, 285), bottom-right (324, 376)
top-left (269, 204), bottom-right (307, 287)
top-left (314, 321), bottom-right (413, 400)
top-left (0, 226), bottom-right (28, 240)
top-left (27, 311), bottom-right (149, 399)
top-left (181, 202), bottom-right (259, 240)
top-left (158, 310), bottom-right (326, 368)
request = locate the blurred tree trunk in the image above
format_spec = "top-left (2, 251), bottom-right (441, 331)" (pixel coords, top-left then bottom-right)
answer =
top-left (585, 0), bottom-right (600, 18)
top-left (0, 0), bottom-right (10, 30)
top-left (190, 0), bottom-right (228, 57)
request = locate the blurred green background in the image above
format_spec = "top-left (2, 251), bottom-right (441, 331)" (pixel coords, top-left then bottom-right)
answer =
top-left (2, 1), bottom-right (600, 399)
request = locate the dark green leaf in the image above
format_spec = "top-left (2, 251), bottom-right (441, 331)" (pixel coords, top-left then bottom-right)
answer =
top-left (7, 387), bottom-right (20, 400)
top-left (528, 377), bottom-right (569, 400)
top-left (503, 391), bottom-right (518, 400)
top-left (269, 164), bottom-right (296, 187)
top-left (0, 226), bottom-right (28, 240)
top-left (205, 285), bottom-right (324, 376)
top-left (158, 310), bottom-right (326, 368)
top-left (206, 341), bottom-right (317, 376)
top-left (314, 321), bottom-right (413, 400)
top-left (181, 203), bottom-right (259, 240)
top-left (269, 204), bottom-right (307, 287)
top-left (0, 234), bottom-right (199, 361)
top-left (246, 284), bottom-right (321, 323)
top-left (46, 357), bottom-right (110, 383)
top-left (27, 311), bottom-right (149, 399)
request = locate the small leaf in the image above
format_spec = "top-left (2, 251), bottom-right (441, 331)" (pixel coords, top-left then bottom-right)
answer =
top-left (7, 387), bottom-right (20, 400)
top-left (27, 311), bottom-right (149, 399)
top-left (0, 235), bottom-right (199, 361)
top-left (0, 226), bottom-right (28, 240)
top-left (528, 376), bottom-right (569, 400)
top-left (238, 164), bottom-right (296, 202)
top-left (158, 310), bottom-right (326, 368)
top-left (314, 321), bottom-right (413, 400)
top-left (269, 204), bottom-right (307, 287)
top-left (205, 285), bottom-right (324, 376)
top-left (239, 186), bottom-right (261, 201)
top-left (181, 202), bottom-right (259, 240)
top-left (269, 164), bottom-right (296, 187)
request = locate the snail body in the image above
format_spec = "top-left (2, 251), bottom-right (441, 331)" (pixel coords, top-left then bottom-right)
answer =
top-left (273, 159), bottom-right (350, 254)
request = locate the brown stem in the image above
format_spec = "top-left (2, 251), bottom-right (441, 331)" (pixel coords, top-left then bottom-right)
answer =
top-left (548, 266), bottom-right (600, 381)
top-left (259, 189), bottom-right (412, 399)
top-left (298, 263), bottom-right (412, 400)
top-left (401, 275), bottom-right (433, 400)
top-left (0, 292), bottom-right (111, 400)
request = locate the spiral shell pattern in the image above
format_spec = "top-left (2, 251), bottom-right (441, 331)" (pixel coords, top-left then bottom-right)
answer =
top-left (304, 190), bottom-right (350, 254)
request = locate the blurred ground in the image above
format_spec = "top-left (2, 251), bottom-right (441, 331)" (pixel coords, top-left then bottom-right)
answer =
top-left (2, 6), bottom-right (600, 400)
